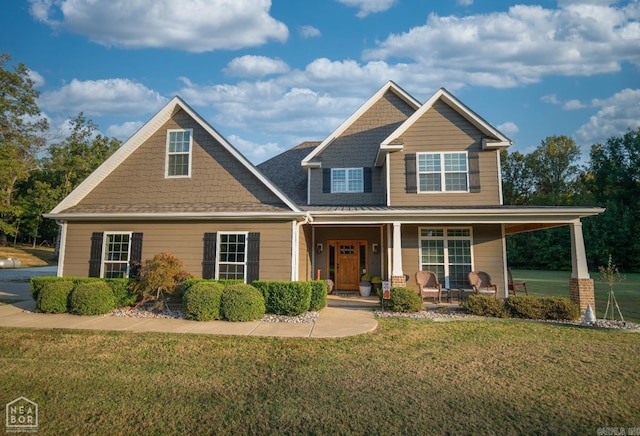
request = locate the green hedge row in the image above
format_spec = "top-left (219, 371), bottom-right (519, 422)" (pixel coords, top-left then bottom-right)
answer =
top-left (34, 279), bottom-right (120, 315)
top-left (31, 276), bottom-right (136, 308)
top-left (464, 294), bottom-right (580, 320)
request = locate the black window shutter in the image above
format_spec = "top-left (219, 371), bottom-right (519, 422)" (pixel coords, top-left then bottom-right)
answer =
top-left (405, 154), bottom-right (417, 193)
top-left (363, 167), bottom-right (373, 193)
top-left (246, 232), bottom-right (260, 284)
top-left (128, 233), bottom-right (143, 278)
top-left (468, 152), bottom-right (481, 193)
top-left (322, 168), bottom-right (331, 193)
top-left (88, 232), bottom-right (104, 277)
top-left (202, 233), bottom-right (217, 279)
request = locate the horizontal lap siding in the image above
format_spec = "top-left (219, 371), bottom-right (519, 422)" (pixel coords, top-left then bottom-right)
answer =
top-left (63, 221), bottom-right (293, 280)
top-left (400, 224), bottom-right (505, 293)
top-left (389, 101), bottom-right (502, 206)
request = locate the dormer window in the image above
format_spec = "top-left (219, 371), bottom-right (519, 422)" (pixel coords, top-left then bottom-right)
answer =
top-left (417, 152), bottom-right (468, 193)
top-left (166, 129), bottom-right (192, 178)
top-left (331, 168), bottom-right (363, 193)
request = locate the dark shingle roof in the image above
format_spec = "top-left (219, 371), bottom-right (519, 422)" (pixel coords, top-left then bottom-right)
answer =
top-left (258, 141), bottom-right (319, 205)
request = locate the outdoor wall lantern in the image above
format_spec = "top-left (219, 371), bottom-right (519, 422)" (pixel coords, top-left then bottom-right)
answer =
top-left (316, 243), bottom-right (323, 254)
top-left (372, 243), bottom-right (379, 254)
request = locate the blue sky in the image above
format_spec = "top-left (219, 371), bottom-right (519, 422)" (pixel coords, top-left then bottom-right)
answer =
top-left (2, 0), bottom-right (639, 163)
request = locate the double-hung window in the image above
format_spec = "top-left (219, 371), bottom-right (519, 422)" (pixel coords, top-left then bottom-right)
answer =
top-left (102, 232), bottom-right (131, 278)
top-left (331, 168), bottom-right (363, 193)
top-left (217, 233), bottom-right (247, 280)
top-left (417, 152), bottom-right (468, 192)
top-left (166, 129), bottom-right (192, 177)
top-left (420, 227), bottom-right (472, 288)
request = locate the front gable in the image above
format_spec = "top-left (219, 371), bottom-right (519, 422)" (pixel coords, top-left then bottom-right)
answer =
top-left (50, 97), bottom-right (299, 217)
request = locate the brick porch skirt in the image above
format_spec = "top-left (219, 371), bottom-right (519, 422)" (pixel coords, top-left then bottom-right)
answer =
top-left (569, 278), bottom-right (595, 313)
top-left (391, 275), bottom-right (406, 287)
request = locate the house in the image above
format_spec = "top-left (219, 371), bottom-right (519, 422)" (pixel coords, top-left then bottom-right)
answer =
top-left (45, 81), bottom-right (603, 311)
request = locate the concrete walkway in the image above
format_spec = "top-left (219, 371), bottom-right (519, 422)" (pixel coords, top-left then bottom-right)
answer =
top-left (0, 267), bottom-right (378, 338)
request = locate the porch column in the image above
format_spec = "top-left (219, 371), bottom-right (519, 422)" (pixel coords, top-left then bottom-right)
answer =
top-left (391, 222), bottom-right (406, 287)
top-left (569, 219), bottom-right (595, 313)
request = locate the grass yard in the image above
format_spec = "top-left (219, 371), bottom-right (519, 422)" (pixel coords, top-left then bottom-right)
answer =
top-left (511, 269), bottom-right (640, 323)
top-left (1, 320), bottom-right (638, 434)
top-left (0, 244), bottom-right (57, 267)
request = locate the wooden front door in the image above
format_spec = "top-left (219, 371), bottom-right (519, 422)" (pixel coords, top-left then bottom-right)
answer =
top-left (332, 240), bottom-right (366, 290)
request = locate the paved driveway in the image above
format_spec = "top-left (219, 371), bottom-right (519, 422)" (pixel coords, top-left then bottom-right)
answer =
top-left (0, 266), bottom-right (57, 301)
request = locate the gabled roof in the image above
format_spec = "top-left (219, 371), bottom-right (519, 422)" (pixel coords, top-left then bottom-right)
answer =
top-left (376, 88), bottom-right (512, 165)
top-left (301, 80), bottom-right (421, 168)
top-left (49, 96), bottom-right (301, 215)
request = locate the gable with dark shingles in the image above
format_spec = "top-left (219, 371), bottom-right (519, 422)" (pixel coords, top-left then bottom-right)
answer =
top-left (258, 141), bottom-right (319, 205)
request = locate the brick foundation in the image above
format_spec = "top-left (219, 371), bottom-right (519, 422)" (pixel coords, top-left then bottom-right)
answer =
top-left (569, 278), bottom-right (595, 313)
top-left (391, 275), bottom-right (406, 288)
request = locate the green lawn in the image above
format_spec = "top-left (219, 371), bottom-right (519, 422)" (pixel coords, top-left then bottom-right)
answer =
top-left (1, 320), bottom-right (639, 434)
top-left (510, 269), bottom-right (640, 323)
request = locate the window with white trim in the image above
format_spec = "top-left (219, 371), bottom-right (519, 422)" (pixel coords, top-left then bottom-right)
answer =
top-left (166, 129), bottom-right (192, 177)
top-left (102, 232), bottom-right (131, 278)
top-left (420, 227), bottom-right (472, 288)
top-left (217, 233), bottom-right (247, 280)
top-left (331, 168), bottom-right (363, 193)
top-left (417, 152), bottom-right (468, 192)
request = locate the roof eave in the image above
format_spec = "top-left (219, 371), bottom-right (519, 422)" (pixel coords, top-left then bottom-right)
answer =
top-left (44, 211), bottom-right (306, 221)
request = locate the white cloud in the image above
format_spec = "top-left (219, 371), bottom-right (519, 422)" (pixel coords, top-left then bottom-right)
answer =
top-left (28, 0), bottom-right (288, 52)
top-left (27, 69), bottom-right (45, 87)
top-left (106, 120), bottom-right (144, 140)
top-left (575, 88), bottom-right (640, 146)
top-left (363, 3), bottom-right (640, 87)
top-left (39, 78), bottom-right (167, 117)
top-left (224, 55), bottom-right (290, 78)
top-left (227, 134), bottom-right (284, 164)
top-left (458, 0), bottom-right (474, 6)
top-left (337, 0), bottom-right (397, 18)
top-left (299, 25), bottom-right (321, 39)
top-left (497, 121), bottom-right (519, 138)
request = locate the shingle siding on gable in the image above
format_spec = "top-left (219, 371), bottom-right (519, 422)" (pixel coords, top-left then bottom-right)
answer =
top-left (389, 100), bottom-right (502, 206)
top-left (309, 91), bottom-right (415, 205)
top-left (74, 109), bottom-right (286, 210)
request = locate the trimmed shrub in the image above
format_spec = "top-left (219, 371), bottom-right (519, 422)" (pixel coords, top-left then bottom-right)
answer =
top-left (463, 294), bottom-right (507, 318)
top-left (69, 282), bottom-right (116, 315)
top-left (220, 284), bottom-right (265, 322)
top-left (250, 280), bottom-right (271, 303)
top-left (181, 278), bottom-right (243, 297)
top-left (183, 282), bottom-right (225, 321)
top-left (308, 280), bottom-right (328, 311)
top-left (384, 287), bottom-right (423, 313)
top-left (105, 279), bottom-right (137, 308)
top-left (31, 276), bottom-right (66, 301)
top-left (504, 296), bottom-right (546, 320)
top-left (263, 281), bottom-right (312, 316)
top-left (36, 280), bottom-right (74, 313)
top-left (543, 297), bottom-right (580, 320)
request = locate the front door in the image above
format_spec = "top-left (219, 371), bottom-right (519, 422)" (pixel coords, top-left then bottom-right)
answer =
top-left (331, 240), bottom-right (367, 290)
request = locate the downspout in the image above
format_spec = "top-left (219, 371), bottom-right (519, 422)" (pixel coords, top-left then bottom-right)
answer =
top-left (291, 212), bottom-right (313, 281)
top-left (56, 220), bottom-right (67, 277)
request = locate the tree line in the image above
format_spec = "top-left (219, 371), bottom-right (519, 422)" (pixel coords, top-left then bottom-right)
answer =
top-left (2, 52), bottom-right (638, 272)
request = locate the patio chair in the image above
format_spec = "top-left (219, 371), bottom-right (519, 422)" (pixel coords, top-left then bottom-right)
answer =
top-left (415, 270), bottom-right (442, 303)
top-left (468, 271), bottom-right (498, 298)
top-left (507, 268), bottom-right (528, 296)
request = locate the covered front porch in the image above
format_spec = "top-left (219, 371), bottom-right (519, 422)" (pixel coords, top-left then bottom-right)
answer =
top-left (301, 206), bottom-right (604, 312)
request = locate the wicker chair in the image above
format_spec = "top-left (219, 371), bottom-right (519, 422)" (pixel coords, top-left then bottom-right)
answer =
top-left (415, 270), bottom-right (442, 303)
top-left (468, 271), bottom-right (498, 298)
top-left (507, 268), bottom-right (528, 296)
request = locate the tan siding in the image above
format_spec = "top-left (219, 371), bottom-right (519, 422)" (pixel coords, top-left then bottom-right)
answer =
top-left (63, 221), bottom-right (293, 280)
top-left (400, 224), bottom-right (505, 295)
top-left (389, 101), bottom-right (502, 206)
top-left (310, 91), bottom-right (414, 205)
top-left (77, 109), bottom-right (285, 208)
top-left (298, 224), bottom-right (312, 281)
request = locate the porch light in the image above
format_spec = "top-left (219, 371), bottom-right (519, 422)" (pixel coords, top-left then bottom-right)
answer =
top-left (372, 243), bottom-right (379, 254)
top-left (316, 243), bottom-right (323, 254)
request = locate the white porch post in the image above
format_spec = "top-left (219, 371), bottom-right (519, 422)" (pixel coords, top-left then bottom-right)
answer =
top-left (569, 219), bottom-right (595, 313)
top-left (391, 222), bottom-right (406, 287)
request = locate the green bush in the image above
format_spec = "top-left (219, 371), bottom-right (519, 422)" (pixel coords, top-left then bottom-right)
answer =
top-left (182, 278), bottom-right (244, 296)
top-left (31, 276), bottom-right (65, 301)
top-left (250, 280), bottom-right (271, 303)
top-left (220, 284), bottom-right (265, 322)
top-left (36, 280), bottom-right (74, 313)
top-left (504, 296), bottom-right (546, 319)
top-left (69, 282), bottom-right (116, 315)
top-left (463, 294), bottom-right (507, 318)
top-left (308, 280), bottom-right (328, 311)
top-left (543, 297), bottom-right (580, 320)
top-left (129, 252), bottom-right (192, 308)
top-left (183, 282), bottom-right (225, 321)
top-left (105, 279), bottom-right (137, 308)
top-left (383, 287), bottom-right (423, 313)
top-left (260, 281), bottom-right (311, 316)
